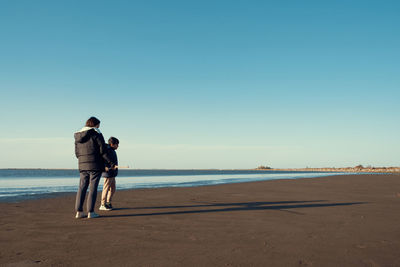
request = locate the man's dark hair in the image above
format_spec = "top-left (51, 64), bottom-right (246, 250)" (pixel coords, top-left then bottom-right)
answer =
top-left (85, 117), bottom-right (101, 127)
top-left (108, 137), bottom-right (119, 145)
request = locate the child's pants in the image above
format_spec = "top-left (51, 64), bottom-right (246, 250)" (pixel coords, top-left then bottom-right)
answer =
top-left (101, 177), bottom-right (116, 204)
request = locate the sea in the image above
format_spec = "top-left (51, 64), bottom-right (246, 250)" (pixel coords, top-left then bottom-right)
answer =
top-left (0, 169), bottom-right (345, 202)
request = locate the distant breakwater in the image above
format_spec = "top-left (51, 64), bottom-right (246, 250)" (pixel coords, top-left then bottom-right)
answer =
top-left (256, 167), bottom-right (400, 173)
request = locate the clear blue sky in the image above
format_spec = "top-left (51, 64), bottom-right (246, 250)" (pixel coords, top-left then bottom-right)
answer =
top-left (1, 1), bottom-right (399, 169)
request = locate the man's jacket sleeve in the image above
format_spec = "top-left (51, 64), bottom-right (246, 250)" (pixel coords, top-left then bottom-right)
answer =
top-left (96, 134), bottom-right (116, 167)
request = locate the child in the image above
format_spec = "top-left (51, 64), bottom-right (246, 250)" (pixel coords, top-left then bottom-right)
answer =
top-left (99, 137), bottom-right (119, 211)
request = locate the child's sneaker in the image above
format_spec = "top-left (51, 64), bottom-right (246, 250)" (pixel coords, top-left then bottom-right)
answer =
top-left (106, 202), bottom-right (113, 210)
top-left (88, 212), bottom-right (100, 218)
top-left (99, 204), bottom-right (111, 211)
top-left (75, 211), bottom-right (86, 219)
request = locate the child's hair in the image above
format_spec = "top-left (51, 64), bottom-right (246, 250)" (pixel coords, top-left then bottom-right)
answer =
top-left (85, 117), bottom-right (101, 127)
top-left (108, 137), bottom-right (119, 145)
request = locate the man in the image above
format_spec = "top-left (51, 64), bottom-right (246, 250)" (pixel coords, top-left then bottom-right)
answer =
top-left (74, 116), bottom-right (115, 219)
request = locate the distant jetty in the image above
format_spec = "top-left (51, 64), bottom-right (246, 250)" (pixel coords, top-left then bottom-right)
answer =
top-left (255, 165), bottom-right (400, 173)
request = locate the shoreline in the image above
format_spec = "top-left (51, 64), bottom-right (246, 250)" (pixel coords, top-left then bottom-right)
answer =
top-left (2, 173), bottom-right (400, 266)
top-left (0, 192), bottom-right (76, 204)
top-left (0, 172), bottom-right (375, 203)
top-left (0, 170), bottom-right (395, 203)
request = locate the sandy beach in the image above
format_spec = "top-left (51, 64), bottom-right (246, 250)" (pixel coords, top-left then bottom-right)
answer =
top-left (1, 174), bottom-right (400, 266)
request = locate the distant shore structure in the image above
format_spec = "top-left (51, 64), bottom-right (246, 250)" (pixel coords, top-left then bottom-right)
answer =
top-left (255, 165), bottom-right (400, 173)
top-left (256, 165), bottom-right (272, 170)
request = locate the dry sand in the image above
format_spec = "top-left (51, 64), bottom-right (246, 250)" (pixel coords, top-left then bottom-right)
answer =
top-left (1, 174), bottom-right (400, 266)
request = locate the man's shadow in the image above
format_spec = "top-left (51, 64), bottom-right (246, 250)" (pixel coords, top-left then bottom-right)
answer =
top-left (103, 200), bottom-right (366, 218)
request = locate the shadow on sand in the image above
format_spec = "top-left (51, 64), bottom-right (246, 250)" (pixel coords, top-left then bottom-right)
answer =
top-left (103, 200), bottom-right (366, 218)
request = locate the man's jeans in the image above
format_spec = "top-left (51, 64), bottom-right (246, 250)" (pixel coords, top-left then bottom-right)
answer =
top-left (75, 171), bottom-right (102, 212)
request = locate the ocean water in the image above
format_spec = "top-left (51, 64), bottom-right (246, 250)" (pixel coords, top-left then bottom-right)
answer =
top-left (0, 169), bottom-right (345, 202)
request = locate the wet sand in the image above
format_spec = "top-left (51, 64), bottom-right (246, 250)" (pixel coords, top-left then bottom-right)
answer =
top-left (1, 174), bottom-right (400, 266)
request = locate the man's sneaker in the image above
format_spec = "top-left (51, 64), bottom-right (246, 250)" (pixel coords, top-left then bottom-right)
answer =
top-left (88, 212), bottom-right (100, 219)
top-left (106, 203), bottom-right (113, 210)
top-left (99, 204), bottom-right (111, 211)
top-left (75, 211), bottom-right (86, 219)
